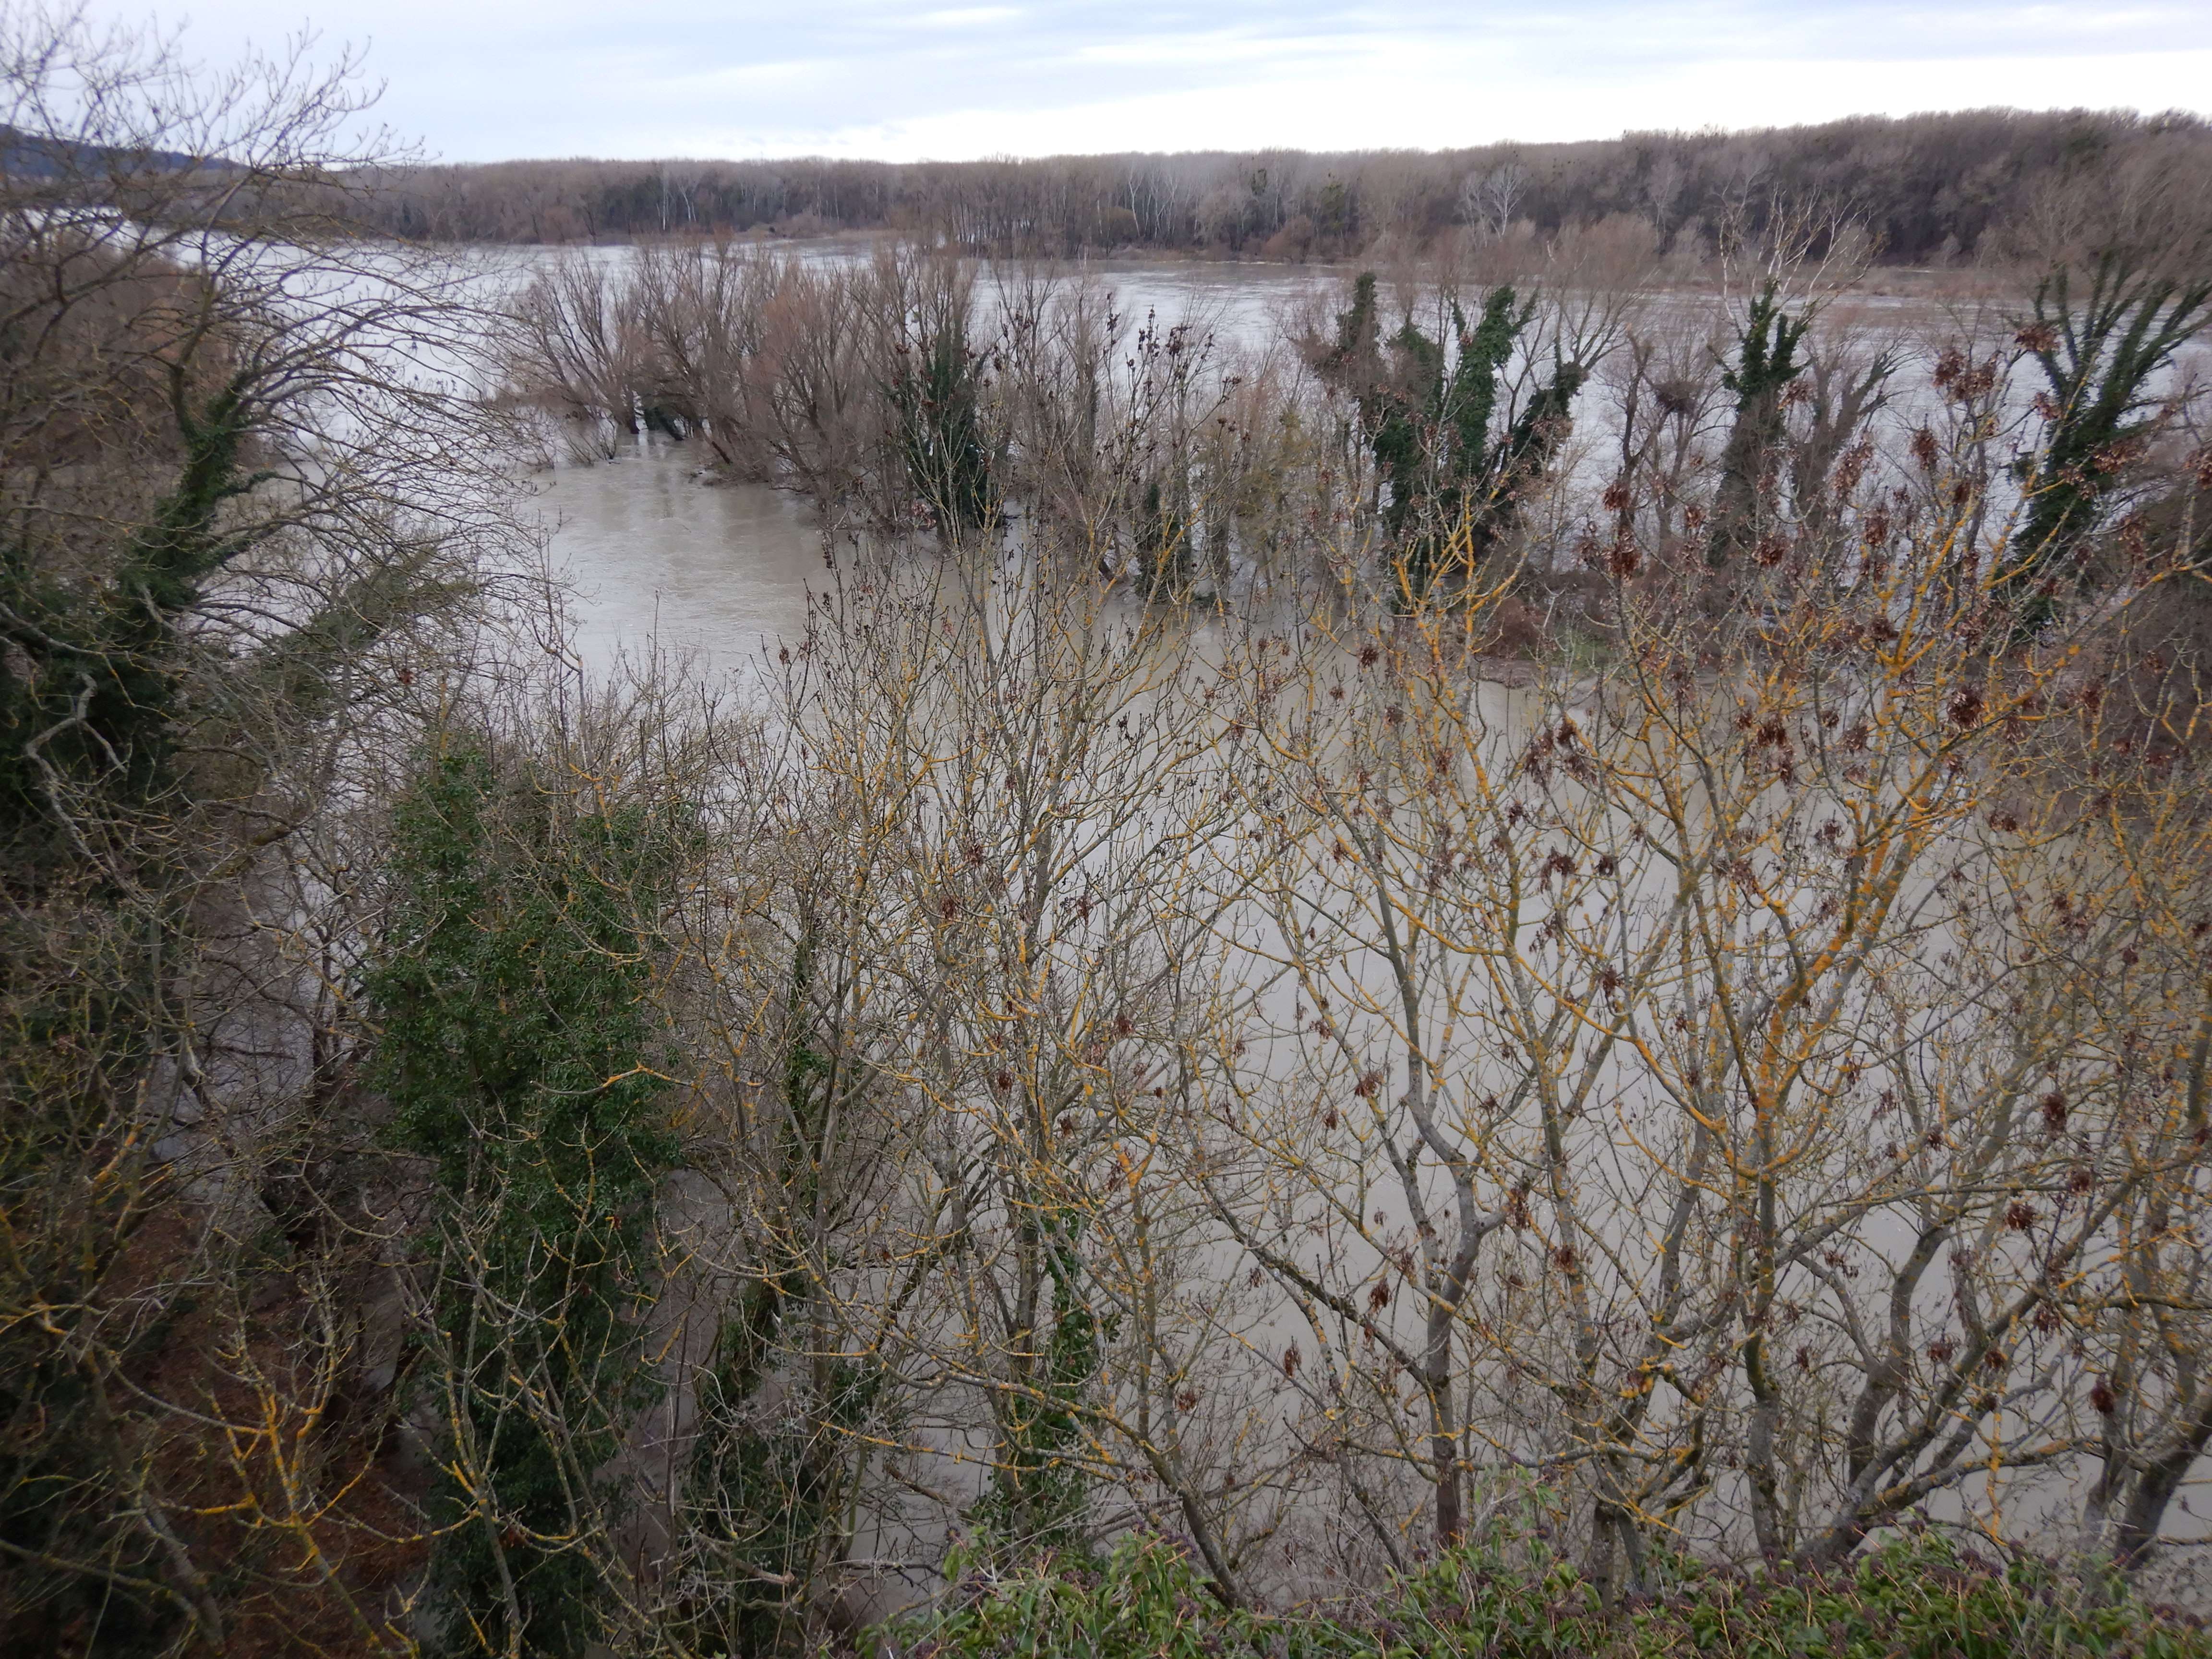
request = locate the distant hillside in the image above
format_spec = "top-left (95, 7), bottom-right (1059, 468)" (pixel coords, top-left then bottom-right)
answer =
top-left (354, 108), bottom-right (2212, 263)
top-left (0, 124), bottom-right (233, 183)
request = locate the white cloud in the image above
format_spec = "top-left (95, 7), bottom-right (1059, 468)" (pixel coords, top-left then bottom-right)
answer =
top-left (73, 0), bottom-right (2212, 160)
top-left (912, 7), bottom-right (1023, 27)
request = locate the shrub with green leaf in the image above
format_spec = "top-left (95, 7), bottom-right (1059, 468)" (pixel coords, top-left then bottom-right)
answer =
top-left (897, 1530), bottom-right (2212, 1659)
top-left (366, 745), bottom-right (688, 1659)
top-left (2006, 252), bottom-right (2212, 626)
top-left (1325, 272), bottom-right (1584, 593)
top-left (889, 278), bottom-right (996, 536)
top-left (964, 1221), bottom-right (1108, 1563)
top-left (1707, 280), bottom-right (1812, 569)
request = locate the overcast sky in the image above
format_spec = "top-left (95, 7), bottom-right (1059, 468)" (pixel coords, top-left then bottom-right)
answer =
top-left (86, 1), bottom-right (2212, 163)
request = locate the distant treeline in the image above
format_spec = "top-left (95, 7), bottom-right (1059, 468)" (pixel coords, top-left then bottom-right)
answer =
top-left (357, 108), bottom-right (2212, 262)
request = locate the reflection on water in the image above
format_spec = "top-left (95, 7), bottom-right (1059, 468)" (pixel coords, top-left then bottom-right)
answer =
top-left (535, 440), bottom-right (823, 683)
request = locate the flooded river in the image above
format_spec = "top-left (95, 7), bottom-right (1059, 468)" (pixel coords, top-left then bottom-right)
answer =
top-left (517, 253), bottom-right (2082, 671)
top-left (528, 251), bottom-right (1333, 674)
top-left (495, 249), bottom-right (2212, 1593)
top-left (535, 442), bottom-right (822, 680)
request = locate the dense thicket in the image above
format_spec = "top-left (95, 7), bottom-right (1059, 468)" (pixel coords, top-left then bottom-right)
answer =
top-left (0, 9), bottom-right (522, 1653)
top-left (901, 1532), bottom-right (2212, 1659)
top-left (12, 11), bottom-right (2212, 1658)
top-left (357, 108), bottom-right (2212, 264)
top-left (466, 171), bottom-right (2212, 1645)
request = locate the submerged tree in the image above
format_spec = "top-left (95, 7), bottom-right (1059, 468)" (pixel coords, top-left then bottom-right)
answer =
top-left (1707, 280), bottom-right (1812, 567)
top-left (883, 253), bottom-right (997, 537)
top-left (2006, 254), bottom-right (2212, 623)
top-left (1324, 272), bottom-right (1583, 594)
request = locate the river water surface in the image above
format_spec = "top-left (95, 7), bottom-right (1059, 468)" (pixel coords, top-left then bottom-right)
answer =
top-left (511, 255), bottom-right (2212, 1591)
top-left (526, 255), bottom-right (2155, 668)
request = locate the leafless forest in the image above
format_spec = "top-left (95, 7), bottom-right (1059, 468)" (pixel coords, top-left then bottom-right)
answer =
top-left (9, 8), bottom-right (2212, 1659)
top-left (356, 109), bottom-right (2212, 271)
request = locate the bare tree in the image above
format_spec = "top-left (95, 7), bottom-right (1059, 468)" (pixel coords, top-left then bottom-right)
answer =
top-left (0, 7), bottom-right (529, 1648)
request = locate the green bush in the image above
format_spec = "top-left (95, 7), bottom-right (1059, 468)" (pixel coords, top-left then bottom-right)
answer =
top-left (896, 1531), bottom-right (2212, 1659)
top-left (366, 745), bottom-right (688, 1659)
